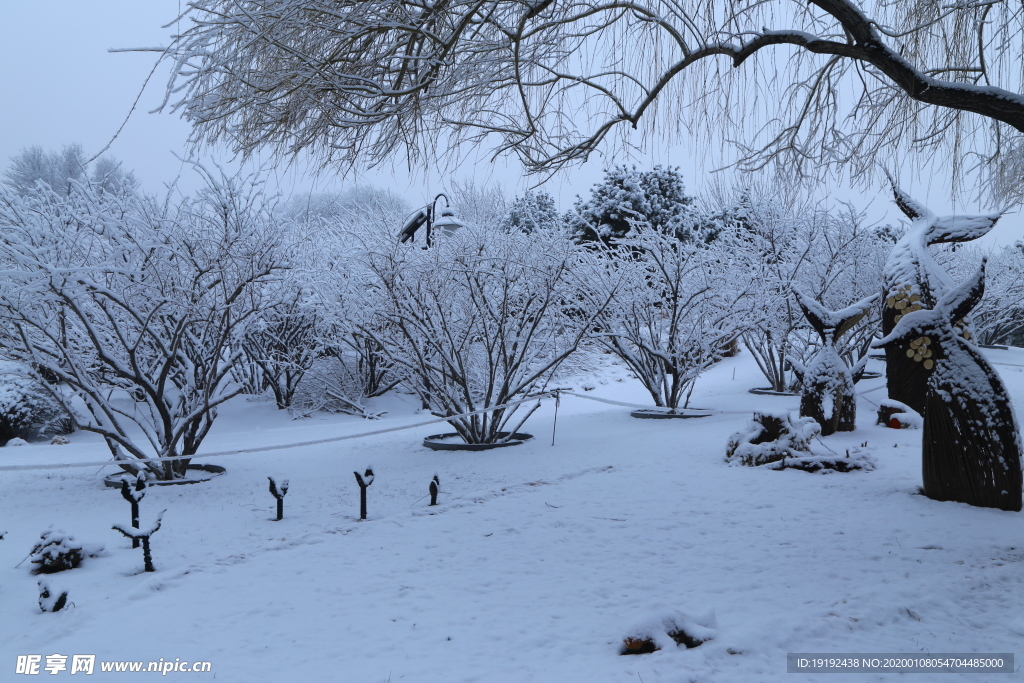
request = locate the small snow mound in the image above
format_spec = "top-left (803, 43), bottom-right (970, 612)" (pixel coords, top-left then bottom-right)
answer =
top-left (620, 608), bottom-right (717, 655)
top-left (877, 400), bottom-right (923, 429)
top-left (5, 437), bottom-right (29, 447)
top-left (49, 435), bottom-right (70, 445)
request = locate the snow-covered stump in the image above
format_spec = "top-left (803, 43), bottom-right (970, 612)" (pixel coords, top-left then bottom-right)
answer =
top-left (725, 412), bottom-right (819, 467)
top-left (119, 473), bottom-right (147, 549)
top-left (112, 510), bottom-right (166, 573)
top-left (876, 264), bottom-right (1023, 511)
top-left (429, 475), bottom-right (439, 506)
top-left (268, 477), bottom-right (289, 521)
top-left (790, 291), bottom-right (877, 435)
top-left (881, 179), bottom-right (1001, 414)
top-left (354, 468), bottom-right (374, 520)
top-left (725, 411), bottom-right (874, 472)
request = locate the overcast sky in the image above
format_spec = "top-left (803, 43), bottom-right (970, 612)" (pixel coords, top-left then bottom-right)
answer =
top-left (0, 1), bottom-right (1020, 246)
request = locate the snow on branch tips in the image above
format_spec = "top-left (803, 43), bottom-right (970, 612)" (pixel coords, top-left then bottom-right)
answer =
top-left (164, 1), bottom-right (1024, 203)
top-left (580, 219), bottom-right (757, 413)
top-left (349, 222), bottom-right (615, 445)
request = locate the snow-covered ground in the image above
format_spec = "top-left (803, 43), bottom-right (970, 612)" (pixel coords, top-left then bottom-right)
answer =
top-left (2, 349), bottom-right (1023, 682)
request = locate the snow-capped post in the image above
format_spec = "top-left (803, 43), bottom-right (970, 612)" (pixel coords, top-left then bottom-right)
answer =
top-left (119, 473), bottom-right (147, 549)
top-left (268, 477), bottom-right (289, 521)
top-left (875, 262), bottom-right (1023, 511)
top-left (429, 475), bottom-right (439, 506)
top-left (37, 579), bottom-right (67, 613)
top-left (789, 291), bottom-right (877, 435)
top-left (354, 468), bottom-right (374, 520)
top-left (881, 177), bottom-right (1002, 414)
top-left (112, 510), bottom-right (166, 573)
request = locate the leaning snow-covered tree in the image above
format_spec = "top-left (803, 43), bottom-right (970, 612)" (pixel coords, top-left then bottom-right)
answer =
top-left (0, 170), bottom-right (282, 480)
top-left (164, 1), bottom-right (1024, 204)
top-left (583, 221), bottom-right (756, 413)
top-left (354, 225), bottom-right (612, 445)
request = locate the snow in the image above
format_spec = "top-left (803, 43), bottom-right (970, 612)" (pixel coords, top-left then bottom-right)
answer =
top-left (2, 349), bottom-right (1024, 681)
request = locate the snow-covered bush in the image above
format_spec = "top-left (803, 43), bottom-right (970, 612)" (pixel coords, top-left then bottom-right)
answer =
top-left (0, 363), bottom-right (66, 445)
top-left (501, 190), bottom-right (560, 234)
top-left (284, 182), bottom-right (409, 415)
top-left (953, 241), bottom-right (1024, 346)
top-left (353, 224), bottom-right (609, 444)
top-left (3, 143), bottom-right (137, 197)
top-left (28, 530), bottom-right (102, 574)
top-left (568, 166), bottom-right (696, 244)
top-left (726, 411), bottom-right (820, 467)
top-left (726, 411), bottom-right (874, 472)
top-left (583, 221), bottom-right (757, 412)
top-left (0, 168), bottom-right (283, 480)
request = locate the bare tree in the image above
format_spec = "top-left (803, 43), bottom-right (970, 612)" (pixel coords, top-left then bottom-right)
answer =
top-left (239, 286), bottom-right (321, 409)
top-left (164, 1), bottom-right (1024, 202)
top-left (722, 183), bottom-right (885, 392)
top-left (583, 221), bottom-right (756, 412)
top-left (354, 225), bottom-right (612, 444)
top-left (0, 170), bottom-right (282, 480)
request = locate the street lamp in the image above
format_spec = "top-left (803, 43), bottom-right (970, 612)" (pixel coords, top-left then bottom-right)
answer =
top-left (397, 193), bottom-right (465, 248)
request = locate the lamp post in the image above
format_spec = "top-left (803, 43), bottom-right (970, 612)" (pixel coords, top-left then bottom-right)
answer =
top-left (397, 193), bottom-right (465, 247)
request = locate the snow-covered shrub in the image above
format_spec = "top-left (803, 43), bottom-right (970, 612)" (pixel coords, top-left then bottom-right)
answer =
top-left (582, 221), bottom-right (757, 412)
top-left (726, 411), bottom-right (820, 467)
top-left (283, 183), bottom-right (409, 414)
top-left (239, 288), bottom-right (321, 409)
top-left (352, 223), bottom-right (610, 444)
top-left (726, 411), bottom-right (873, 472)
top-left (28, 530), bottom-right (102, 574)
top-left (501, 190), bottom-right (560, 234)
top-left (37, 579), bottom-right (68, 613)
top-left (0, 364), bottom-right (66, 445)
top-left (568, 166), bottom-right (696, 244)
top-left (953, 241), bottom-right (1024, 346)
top-left (0, 168), bottom-right (283, 480)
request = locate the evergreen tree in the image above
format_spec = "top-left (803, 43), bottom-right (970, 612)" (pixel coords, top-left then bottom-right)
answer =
top-left (501, 190), bottom-right (560, 234)
top-left (568, 166), bottom-right (693, 244)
